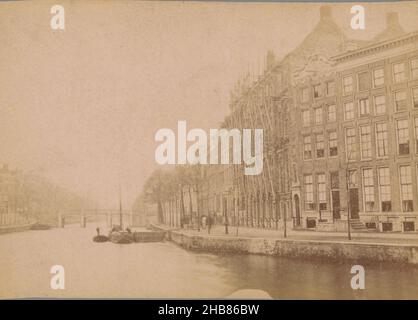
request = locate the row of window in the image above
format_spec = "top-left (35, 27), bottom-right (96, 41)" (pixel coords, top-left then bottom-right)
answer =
top-left (304, 173), bottom-right (327, 210)
top-left (344, 59), bottom-right (418, 94)
top-left (302, 105), bottom-right (336, 126)
top-left (304, 165), bottom-right (417, 213)
top-left (343, 88), bottom-right (418, 120)
top-left (300, 81), bottom-right (336, 102)
top-left (303, 132), bottom-right (338, 159)
top-left (303, 118), bottom-right (418, 160)
top-left (299, 57), bottom-right (418, 102)
top-left (361, 166), bottom-right (414, 212)
top-left (301, 87), bottom-right (418, 126)
top-left (346, 118), bottom-right (418, 160)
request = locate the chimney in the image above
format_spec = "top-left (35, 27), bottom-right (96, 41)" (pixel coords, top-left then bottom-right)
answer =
top-left (319, 6), bottom-right (332, 21)
top-left (373, 11), bottom-right (405, 42)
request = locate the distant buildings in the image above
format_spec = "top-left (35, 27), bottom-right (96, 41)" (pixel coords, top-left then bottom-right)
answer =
top-left (0, 163), bottom-right (93, 226)
top-left (0, 164), bottom-right (24, 225)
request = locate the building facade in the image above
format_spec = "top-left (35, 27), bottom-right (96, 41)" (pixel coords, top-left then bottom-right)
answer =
top-left (163, 7), bottom-right (418, 233)
top-left (292, 11), bottom-right (418, 232)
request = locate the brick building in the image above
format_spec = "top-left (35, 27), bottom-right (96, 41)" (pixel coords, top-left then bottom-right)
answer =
top-left (166, 7), bottom-right (418, 233)
top-left (293, 11), bottom-right (418, 232)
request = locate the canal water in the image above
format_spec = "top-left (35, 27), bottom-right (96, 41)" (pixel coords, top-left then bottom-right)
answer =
top-left (1, 223), bottom-right (418, 299)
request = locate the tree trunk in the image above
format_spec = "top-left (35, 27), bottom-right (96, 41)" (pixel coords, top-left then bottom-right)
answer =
top-left (196, 186), bottom-right (200, 231)
top-left (157, 199), bottom-right (164, 224)
top-left (180, 187), bottom-right (185, 228)
top-left (188, 186), bottom-right (193, 225)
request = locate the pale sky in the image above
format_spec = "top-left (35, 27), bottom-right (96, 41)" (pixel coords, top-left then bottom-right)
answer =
top-left (1, 1), bottom-right (417, 209)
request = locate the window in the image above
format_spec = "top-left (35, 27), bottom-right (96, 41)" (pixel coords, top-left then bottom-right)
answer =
top-left (316, 133), bottom-right (324, 158)
top-left (378, 167), bottom-right (391, 212)
top-left (374, 95), bottom-right (386, 114)
top-left (400, 165), bottom-right (413, 212)
top-left (331, 172), bottom-right (339, 189)
top-left (360, 125), bottom-right (372, 159)
top-left (327, 104), bottom-right (336, 122)
top-left (376, 123), bottom-right (389, 158)
top-left (305, 175), bottom-right (315, 210)
top-left (326, 81), bottom-right (335, 96)
top-left (348, 170), bottom-right (358, 188)
top-left (343, 76), bottom-right (353, 94)
top-left (411, 58), bottom-right (418, 79)
top-left (362, 168), bottom-right (375, 212)
top-left (397, 119), bottom-right (410, 155)
top-left (373, 68), bottom-right (385, 87)
top-left (415, 118), bottom-right (418, 153)
top-left (240, 197), bottom-right (245, 210)
top-left (344, 101), bottom-right (355, 120)
top-left (393, 62), bottom-right (406, 83)
top-left (359, 98), bottom-right (370, 116)
top-left (329, 131), bottom-right (338, 157)
top-left (358, 72), bottom-right (369, 91)
top-left (345, 128), bottom-right (357, 161)
top-left (301, 88), bottom-right (310, 103)
top-left (313, 84), bottom-right (322, 98)
top-left (404, 221), bottom-right (415, 232)
top-left (302, 110), bottom-right (310, 127)
top-left (412, 87), bottom-right (418, 108)
top-left (394, 91), bottom-right (407, 111)
top-left (303, 136), bottom-right (312, 160)
top-left (317, 173), bottom-right (326, 210)
top-left (314, 107), bottom-right (323, 124)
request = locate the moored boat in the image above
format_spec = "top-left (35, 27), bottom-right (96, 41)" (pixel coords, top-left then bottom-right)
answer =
top-left (109, 231), bottom-right (134, 244)
top-left (92, 227), bottom-right (109, 242)
top-left (93, 234), bottom-right (109, 242)
top-left (30, 223), bottom-right (52, 230)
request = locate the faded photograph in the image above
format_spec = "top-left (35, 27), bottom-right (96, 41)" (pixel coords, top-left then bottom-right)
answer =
top-left (1, 0), bottom-right (418, 299)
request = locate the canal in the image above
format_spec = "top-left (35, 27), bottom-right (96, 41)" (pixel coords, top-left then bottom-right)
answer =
top-left (1, 223), bottom-right (418, 299)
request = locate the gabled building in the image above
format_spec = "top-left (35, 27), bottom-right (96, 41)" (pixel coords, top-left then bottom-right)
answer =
top-left (200, 6), bottom-right (418, 233)
top-left (292, 11), bottom-right (418, 232)
top-left (329, 14), bottom-right (418, 232)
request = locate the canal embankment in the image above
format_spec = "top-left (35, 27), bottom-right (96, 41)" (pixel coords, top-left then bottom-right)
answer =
top-left (150, 224), bottom-right (418, 265)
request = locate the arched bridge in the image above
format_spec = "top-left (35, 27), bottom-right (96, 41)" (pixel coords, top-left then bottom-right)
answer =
top-left (57, 210), bottom-right (146, 228)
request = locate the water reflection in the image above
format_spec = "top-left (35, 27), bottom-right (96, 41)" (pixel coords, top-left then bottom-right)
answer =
top-left (0, 224), bottom-right (417, 299)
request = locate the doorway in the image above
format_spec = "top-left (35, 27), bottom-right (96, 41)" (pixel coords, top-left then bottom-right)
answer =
top-left (349, 188), bottom-right (359, 219)
top-left (222, 197), bottom-right (228, 223)
top-left (294, 195), bottom-right (301, 227)
top-left (331, 190), bottom-right (340, 220)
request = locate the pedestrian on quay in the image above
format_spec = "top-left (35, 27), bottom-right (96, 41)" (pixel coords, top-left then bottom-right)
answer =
top-left (207, 214), bottom-right (213, 235)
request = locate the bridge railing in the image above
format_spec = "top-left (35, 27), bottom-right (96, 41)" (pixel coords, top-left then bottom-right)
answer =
top-left (58, 210), bottom-right (139, 228)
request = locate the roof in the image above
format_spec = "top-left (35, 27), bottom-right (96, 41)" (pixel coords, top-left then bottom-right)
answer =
top-left (332, 31), bottom-right (418, 63)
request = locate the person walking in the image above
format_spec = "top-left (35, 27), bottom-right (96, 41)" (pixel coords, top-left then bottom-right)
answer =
top-left (207, 214), bottom-right (213, 234)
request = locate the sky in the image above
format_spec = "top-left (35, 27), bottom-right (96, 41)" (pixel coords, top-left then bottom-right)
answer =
top-left (1, 1), bottom-right (417, 209)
